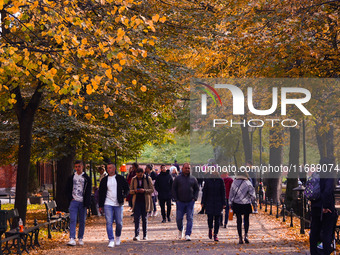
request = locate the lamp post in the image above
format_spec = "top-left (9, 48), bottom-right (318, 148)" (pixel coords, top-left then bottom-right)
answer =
top-left (259, 127), bottom-right (263, 182)
top-left (248, 126), bottom-right (256, 163)
top-left (293, 183), bottom-right (306, 234)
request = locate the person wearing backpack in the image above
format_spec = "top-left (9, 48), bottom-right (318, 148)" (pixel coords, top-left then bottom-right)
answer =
top-left (309, 157), bottom-right (337, 255)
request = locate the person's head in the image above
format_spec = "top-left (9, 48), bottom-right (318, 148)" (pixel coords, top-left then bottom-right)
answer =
top-left (145, 164), bottom-right (153, 173)
top-left (170, 166), bottom-right (177, 175)
top-left (132, 162), bottom-right (139, 171)
top-left (136, 167), bottom-right (144, 179)
top-left (174, 160), bottom-right (177, 163)
top-left (106, 163), bottom-right (116, 176)
top-left (98, 166), bottom-right (105, 175)
top-left (155, 168), bottom-right (159, 175)
top-left (74, 160), bottom-right (84, 175)
top-left (246, 160), bottom-right (253, 167)
top-left (182, 163), bottom-right (191, 176)
top-left (160, 164), bottom-right (166, 172)
top-left (236, 170), bottom-right (249, 179)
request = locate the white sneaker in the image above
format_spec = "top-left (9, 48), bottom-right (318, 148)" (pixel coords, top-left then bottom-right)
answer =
top-left (133, 236), bottom-right (140, 241)
top-left (178, 230), bottom-right (184, 239)
top-left (153, 211), bottom-right (158, 217)
top-left (67, 238), bottom-right (76, 246)
top-left (108, 241), bottom-right (115, 248)
top-left (115, 236), bottom-right (121, 246)
top-left (78, 239), bottom-right (84, 246)
top-left (185, 235), bottom-right (191, 241)
top-left (143, 236), bottom-right (148, 240)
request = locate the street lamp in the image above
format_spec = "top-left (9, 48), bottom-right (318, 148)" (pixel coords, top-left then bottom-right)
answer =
top-left (259, 127), bottom-right (263, 182)
top-left (248, 126), bottom-right (256, 163)
top-left (293, 183), bottom-right (306, 234)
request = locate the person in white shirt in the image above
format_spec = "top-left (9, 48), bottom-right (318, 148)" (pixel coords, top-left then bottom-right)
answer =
top-left (99, 162), bottom-right (129, 248)
top-left (66, 160), bottom-right (92, 246)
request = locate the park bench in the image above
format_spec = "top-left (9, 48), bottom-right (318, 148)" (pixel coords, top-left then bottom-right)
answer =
top-left (1, 209), bottom-right (40, 254)
top-left (44, 201), bottom-right (69, 239)
top-left (0, 210), bottom-right (21, 255)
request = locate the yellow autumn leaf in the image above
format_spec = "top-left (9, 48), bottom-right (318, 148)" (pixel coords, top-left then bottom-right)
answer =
top-left (85, 113), bottom-right (92, 120)
top-left (132, 80), bottom-right (137, 85)
top-left (104, 113), bottom-right (109, 119)
top-left (159, 16), bottom-right (166, 23)
top-left (68, 110), bottom-right (72, 116)
top-left (140, 85), bottom-right (147, 92)
top-left (152, 14), bottom-right (160, 22)
top-left (86, 85), bottom-right (93, 95)
top-left (105, 69), bottom-right (113, 79)
top-left (120, 59), bottom-right (126, 66)
top-left (148, 40), bottom-right (155, 46)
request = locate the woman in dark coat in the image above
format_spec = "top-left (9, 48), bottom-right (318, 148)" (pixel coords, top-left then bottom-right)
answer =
top-left (201, 171), bottom-right (226, 241)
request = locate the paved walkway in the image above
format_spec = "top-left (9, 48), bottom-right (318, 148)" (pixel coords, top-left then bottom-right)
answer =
top-left (33, 202), bottom-right (310, 255)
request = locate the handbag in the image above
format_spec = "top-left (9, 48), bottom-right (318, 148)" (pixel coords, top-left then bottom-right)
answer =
top-left (228, 208), bottom-right (233, 220)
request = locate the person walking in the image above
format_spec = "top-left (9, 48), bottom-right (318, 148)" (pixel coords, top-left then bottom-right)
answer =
top-left (201, 171), bottom-right (226, 241)
top-left (310, 157), bottom-right (337, 255)
top-left (127, 163), bottom-right (138, 212)
top-left (99, 162), bottom-right (129, 248)
top-left (145, 164), bottom-right (158, 217)
top-left (130, 168), bottom-right (154, 240)
top-left (155, 164), bottom-right (173, 223)
top-left (172, 163), bottom-right (199, 241)
top-left (65, 160), bottom-right (92, 246)
top-left (222, 172), bottom-right (233, 228)
top-left (229, 171), bottom-right (256, 244)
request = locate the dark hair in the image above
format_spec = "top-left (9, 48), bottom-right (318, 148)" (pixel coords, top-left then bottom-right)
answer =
top-left (106, 161), bottom-right (115, 167)
top-left (132, 162), bottom-right (139, 169)
top-left (247, 160), bottom-right (253, 165)
top-left (74, 160), bottom-right (83, 165)
top-left (136, 167), bottom-right (144, 173)
top-left (146, 164), bottom-right (153, 170)
top-left (161, 164), bottom-right (166, 168)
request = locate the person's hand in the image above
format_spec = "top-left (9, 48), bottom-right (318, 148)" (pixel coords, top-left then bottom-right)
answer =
top-left (138, 188), bottom-right (145, 193)
top-left (223, 205), bottom-right (226, 209)
top-left (323, 208), bottom-right (332, 214)
top-left (99, 208), bottom-right (104, 215)
top-left (201, 204), bottom-right (204, 208)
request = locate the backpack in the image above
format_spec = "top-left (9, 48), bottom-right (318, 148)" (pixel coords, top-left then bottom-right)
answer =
top-left (304, 172), bottom-right (320, 201)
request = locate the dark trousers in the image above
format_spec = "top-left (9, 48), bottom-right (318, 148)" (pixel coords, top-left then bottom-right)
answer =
top-left (208, 214), bottom-right (220, 235)
top-left (310, 207), bottom-right (337, 255)
top-left (159, 198), bottom-right (171, 220)
top-left (152, 196), bottom-right (157, 212)
top-left (224, 199), bottom-right (229, 226)
top-left (134, 201), bottom-right (147, 238)
top-left (236, 213), bottom-right (250, 238)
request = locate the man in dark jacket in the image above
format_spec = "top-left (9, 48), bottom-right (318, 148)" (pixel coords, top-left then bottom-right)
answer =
top-left (99, 162), bottom-right (129, 248)
top-left (155, 164), bottom-right (173, 223)
top-left (310, 157), bottom-right (337, 255)
top-left (65, 160), bottom-right (92, 246)
top-left (172, 163), bottom-right (199, 241)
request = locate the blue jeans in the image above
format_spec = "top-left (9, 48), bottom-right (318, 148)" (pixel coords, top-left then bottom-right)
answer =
top-left (104, 205), bottom-right (123, 241)
top-left (69, 200), bottom-right (86, 239)
top-left (176, 200), bottom-right (195, 236)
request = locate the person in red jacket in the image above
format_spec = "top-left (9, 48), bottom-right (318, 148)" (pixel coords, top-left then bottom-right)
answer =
top-left (222, 172), bottom-right (233, 228)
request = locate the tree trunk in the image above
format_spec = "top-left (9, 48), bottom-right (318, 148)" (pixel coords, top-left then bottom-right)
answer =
top-left (266, 126), bottom-right (283, 204)
top-left (13, 84), bottom-right (43, 224)
top-left (241, 122), bottom-right (251, 163)
top-left (56, 145), bottom-right (76, 212)
top-left (285, 127), bottom-right (300, 211)
top-left (315, 122), bottom-right (335, 160)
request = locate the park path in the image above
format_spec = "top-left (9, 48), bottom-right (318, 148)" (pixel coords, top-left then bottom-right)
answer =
top-left (32, 202), bottom-right (310, 255)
